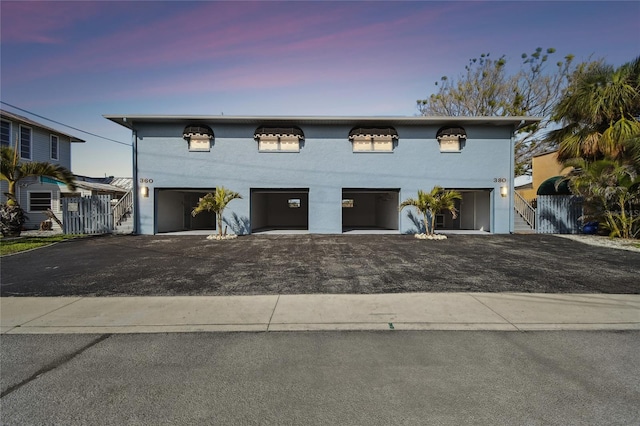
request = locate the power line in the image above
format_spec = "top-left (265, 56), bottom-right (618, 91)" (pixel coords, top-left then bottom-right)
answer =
top-left (0, 101), bottom-right (132, 146)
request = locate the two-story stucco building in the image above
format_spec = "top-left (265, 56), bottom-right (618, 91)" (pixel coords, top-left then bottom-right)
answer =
top-left (1, 109), bottom-right (85, 230)
top-left (104, 115), bottom-right (539, 235)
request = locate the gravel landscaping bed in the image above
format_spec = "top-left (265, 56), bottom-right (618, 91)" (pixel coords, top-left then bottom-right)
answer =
top-left (554, 234), bottom-right (640, 253)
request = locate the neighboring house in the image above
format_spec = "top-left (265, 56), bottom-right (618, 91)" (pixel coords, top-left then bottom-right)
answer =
top-left (104, 115), bottom-right (539, 235)
top-left (71, 175), bottom-right (133, 199)
top-left (513, 174), bottom-right (533, 196)
top-left (513, 150), bottom-right (581, 234)
top-left (515, 150), bottom-right (573, 202)
top-left (1, 109), bottom-right (85, 230)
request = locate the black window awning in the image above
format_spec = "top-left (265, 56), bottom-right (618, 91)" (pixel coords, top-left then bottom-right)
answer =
top-left (436, 126), bottom-right (466, 139)
top-left (183, 125), bottom-right (214, 139)
top-left (254, 127), bottom-right (304, 139)
top-left (348, 127), bottom-right (398, 140)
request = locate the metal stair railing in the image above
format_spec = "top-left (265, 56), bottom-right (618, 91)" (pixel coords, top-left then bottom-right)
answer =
top-left (514, 191), bottom-right (536, 229)
top-left (112, 189), bottom-right (133, 226)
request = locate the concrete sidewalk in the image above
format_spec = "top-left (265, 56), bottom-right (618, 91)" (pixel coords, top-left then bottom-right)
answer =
top-left (2, 293), bottom-right (639, 334)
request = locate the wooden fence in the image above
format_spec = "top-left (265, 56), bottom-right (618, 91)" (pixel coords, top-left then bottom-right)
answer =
top-left (536, 195), bottom-right (583, 234)
top-left (62, 195), bottom-right (113, 235)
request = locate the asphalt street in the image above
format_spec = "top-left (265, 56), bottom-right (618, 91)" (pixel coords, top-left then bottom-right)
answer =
top-left (2, 331), bottom-right (639, 425)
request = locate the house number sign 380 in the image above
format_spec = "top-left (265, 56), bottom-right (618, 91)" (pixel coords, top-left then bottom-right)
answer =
top-left (493, 177), bottom-right (507, 183)
top-left (140, 178), bottom-right (154, 184)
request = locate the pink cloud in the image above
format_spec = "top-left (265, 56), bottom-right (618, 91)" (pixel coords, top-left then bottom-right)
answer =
top-left (1, 0), bottom-right (558, 101)
top-left (75, 3), bottom-right (469, 102)
top-left (0, 1), bottom-right (104, 44)
top-left (110, 51), bottom-right (420, 102)
top-left (3, 1), bottom-right (457, 82)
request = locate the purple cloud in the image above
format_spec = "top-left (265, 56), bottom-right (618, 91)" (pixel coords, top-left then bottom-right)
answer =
top-left (1, 1), bottom-right (105, 44)
top-left (2, 2), bottom-right (459, 83)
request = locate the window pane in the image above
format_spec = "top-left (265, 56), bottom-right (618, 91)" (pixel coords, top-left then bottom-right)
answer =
top-left (288, 198), bottom-right (301, 208)
top-left (20, 126), bottom-right (31, 158)
top-left (0, 121), bottom-right (10, 147)
top-left (30, 192), bottom-right (52, 211)
top-left (353, 140), bottom-right (372, 151)
top-left (373, 140), bottom-right (393, 151)
top-left (51, 135), bottom-right (59, 159)
top-left (439, 137), bottom-right (460, 152)
top-left (279, 137), bottom-right (299, 152)
top-left (188, 136), bottom-right (210, 152)
top-left (259, 137), bottom-right (279, 151)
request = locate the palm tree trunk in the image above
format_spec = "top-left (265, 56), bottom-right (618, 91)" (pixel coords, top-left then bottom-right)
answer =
top-left (7, 181), bottom-right (17, 205)
top-left (619, 194), bottom-right (629, 239)
top-left (217, 214), bottom-right (223, 237)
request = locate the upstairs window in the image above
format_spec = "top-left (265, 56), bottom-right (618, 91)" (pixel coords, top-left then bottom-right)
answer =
top-left (436, 126), bottom-right (466, 152)
top-left (20, 125), bottom-right (32, 159)
top-left (255, 127), bottom-right (304, 152)
top-left (50, 135), bottom-right (59, 160)
top-left (1, 120), bottom-right (10, 147)
top-left (349, 127), bottom-right (398, 152)
top-left (183, 125), bottom-right (214, 152)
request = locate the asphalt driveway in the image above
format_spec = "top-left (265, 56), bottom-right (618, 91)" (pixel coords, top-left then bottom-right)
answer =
top-left (1, 234), bottom-right (638, 296)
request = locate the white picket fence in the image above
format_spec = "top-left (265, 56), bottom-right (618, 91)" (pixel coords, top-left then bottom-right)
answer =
top-left (62, 195), bottom-right (113, 235)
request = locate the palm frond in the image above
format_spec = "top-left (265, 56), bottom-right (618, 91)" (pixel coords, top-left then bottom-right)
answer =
top-left (399, 186), bottom-right (462, 235)
top-left (191, 186), bottom-right (242, 236)
top-left (1, 146), bottom-right (76, 196)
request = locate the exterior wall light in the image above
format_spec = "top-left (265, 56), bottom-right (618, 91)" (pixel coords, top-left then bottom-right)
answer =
top-left (500, 185), bottom-right (508, 198)
top-left (140, 186), bottom-right (149, 198)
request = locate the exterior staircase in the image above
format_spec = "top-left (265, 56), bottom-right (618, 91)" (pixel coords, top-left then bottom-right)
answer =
top-left (514, 211), bottom-right (535, 233)
top-left (514, 192), bottom-right (535, 234)
top-left (112, 190), bottom-right (134, 234)
top-left (113, 212), bottom-right (134, 234)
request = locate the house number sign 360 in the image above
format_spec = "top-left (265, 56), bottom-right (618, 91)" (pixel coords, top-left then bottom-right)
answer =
top-left (493, 177), bottom-right (507, 183)
top-left (140, 178), bottom-right (154, 183)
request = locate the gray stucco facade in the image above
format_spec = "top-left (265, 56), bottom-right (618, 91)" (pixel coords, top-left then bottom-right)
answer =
top-left (105, 115), bottom-right (539, 235)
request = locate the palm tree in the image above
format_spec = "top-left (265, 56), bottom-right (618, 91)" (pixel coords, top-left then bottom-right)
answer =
top-left (564, 158), bottom-right (640, 238)
top-left (548, 56), bottom-right (640, 163)
top-left (399, 186), bottom-right (462, 235)
top-left (191, 186), bottom-right (242, 237)
top-left (1, 146), bottom-right (77, 236)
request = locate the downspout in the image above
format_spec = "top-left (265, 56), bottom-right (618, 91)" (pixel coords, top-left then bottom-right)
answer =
top-left (131, 123), bottom-right (139, 235)
top-left (509, 122), bottom-right (522, 233)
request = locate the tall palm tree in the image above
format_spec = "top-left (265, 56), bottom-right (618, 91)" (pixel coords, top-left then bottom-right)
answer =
top-left (399, 186), bottom-right (462, 235)
top-left (548, 56), bottom-right (640, 163)
top-left (1, 146), bottom-right (77, 236)
top-left (192, 186), bottom-right (242, 237)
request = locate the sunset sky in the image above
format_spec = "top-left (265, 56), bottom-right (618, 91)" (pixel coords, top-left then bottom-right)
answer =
top-left (1, 1), bottom-right (638, 177)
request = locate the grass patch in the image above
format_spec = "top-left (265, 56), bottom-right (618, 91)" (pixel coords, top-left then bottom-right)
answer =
top-left (0, 235), bottom-right (84, 255)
